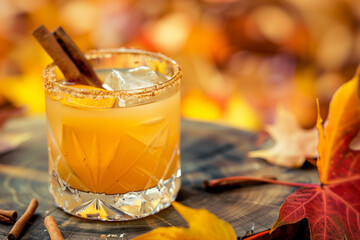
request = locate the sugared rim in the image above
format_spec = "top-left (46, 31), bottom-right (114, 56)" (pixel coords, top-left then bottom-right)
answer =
top-left (43, 48), bottom-right (182, 99)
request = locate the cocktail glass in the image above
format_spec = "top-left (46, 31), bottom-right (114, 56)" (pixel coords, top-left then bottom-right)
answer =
top-left (43, 48), bottom-right (181, 221)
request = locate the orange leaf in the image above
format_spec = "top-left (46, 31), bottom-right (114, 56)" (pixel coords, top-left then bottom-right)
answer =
top-left (316, 69), bottom-right (360, 184)
top-left (133, 202), bottom-right (237, 240)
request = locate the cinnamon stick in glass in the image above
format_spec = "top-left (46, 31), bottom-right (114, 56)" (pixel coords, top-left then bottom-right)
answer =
top-left (32, 25), bottom-right (88, 85)
top-left (52, 26), bottom-right (103, 88)
top-left (32, 25), bottom-right (103, 88)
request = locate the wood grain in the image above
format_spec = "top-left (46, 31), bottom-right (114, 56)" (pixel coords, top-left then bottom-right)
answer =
top-left (0, 117), bottom-right (319, 239)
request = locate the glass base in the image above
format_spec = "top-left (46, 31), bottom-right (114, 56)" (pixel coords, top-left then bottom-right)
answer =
top-left (49, 169), bottom-right (181, 221)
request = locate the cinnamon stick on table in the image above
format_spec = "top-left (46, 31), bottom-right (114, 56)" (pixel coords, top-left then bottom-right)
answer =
top-left (7, 199), bottom-right (38, 240)
top-left (32, 25), bottom-right (103, 88)
top-left (0, 209), bottom-right (17, 223)
top-left (44, 216), bottom-right (64, 240)
top-left (0, 215), bottom-right (14, 224)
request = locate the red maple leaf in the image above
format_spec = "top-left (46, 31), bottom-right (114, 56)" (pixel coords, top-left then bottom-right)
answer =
top-left (271, 71), bottom-right (360, 239)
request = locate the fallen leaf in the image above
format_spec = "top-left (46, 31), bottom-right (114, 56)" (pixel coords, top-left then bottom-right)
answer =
top-left (271, 70), bottom-right (360, 239)
top-left (248, 107), bottom-right (318, 168)
top-left (133, 202), bottom-right (237, 240)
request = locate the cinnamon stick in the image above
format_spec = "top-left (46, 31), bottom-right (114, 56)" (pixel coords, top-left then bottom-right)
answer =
top-left (32, 25), bottom-right (88, 85)
top-left (0, 209), bottom-right (17, 223)
top-left (44, 216), bottom-right (64, 240)
top-left (7, 199), bottom-right (38, 240)
top-left (0, 215), bottom-right (14, 224)
top-left (52, 26), bottom-right (103, 88)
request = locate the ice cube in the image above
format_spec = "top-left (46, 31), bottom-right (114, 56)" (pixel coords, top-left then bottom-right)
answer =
top-left (103, 67), bottom-right (158, 91)
top-left (103, 69), bottom-right (126, 91)
top-left (124, 66), bottom-right (158, 90)
top-left (127, 66), bottom-right (159, 82)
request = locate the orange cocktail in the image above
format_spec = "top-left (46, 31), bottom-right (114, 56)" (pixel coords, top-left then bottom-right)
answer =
top-left (44, 49), bottom-right (181, 221)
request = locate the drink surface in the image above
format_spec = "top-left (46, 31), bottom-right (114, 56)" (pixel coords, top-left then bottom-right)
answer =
top-left (46, 68), bottom-right (180, 194)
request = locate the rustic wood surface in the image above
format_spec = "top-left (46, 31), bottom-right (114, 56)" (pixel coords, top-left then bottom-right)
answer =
top-left (0, 117), bottom-right (319, 239)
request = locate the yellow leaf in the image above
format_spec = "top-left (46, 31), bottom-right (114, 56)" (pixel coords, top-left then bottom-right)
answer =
top-left (133, 202), bottom-right (237, 240)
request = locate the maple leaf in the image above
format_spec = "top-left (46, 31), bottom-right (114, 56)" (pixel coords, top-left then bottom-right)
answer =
top-left (133, 202), bottom-right (237, 240)
top-left (248, 107), bottom-right (318, 168)
top-left (271, 71), bottom-right (360, 239)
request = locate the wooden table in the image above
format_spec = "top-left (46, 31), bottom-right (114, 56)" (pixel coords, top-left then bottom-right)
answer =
top-left (0, 117), bottom-right (318, 239)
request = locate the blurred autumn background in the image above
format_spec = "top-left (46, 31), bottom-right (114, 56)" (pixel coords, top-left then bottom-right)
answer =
top-left (1, 0), bottom-right (360, 131)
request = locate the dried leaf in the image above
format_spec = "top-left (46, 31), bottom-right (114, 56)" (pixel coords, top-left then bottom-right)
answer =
top-left (271, 70), bottom-right (360, 239)
top-left (248, 107), bottom-right (318, 168)
top-left (133, 202), bottom-right (237, 240)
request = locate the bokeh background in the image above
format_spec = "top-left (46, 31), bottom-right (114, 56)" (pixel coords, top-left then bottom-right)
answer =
top-left (1, 0), bottom-right (360, 131)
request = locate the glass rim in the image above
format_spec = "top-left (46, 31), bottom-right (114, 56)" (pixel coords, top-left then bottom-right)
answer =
top-left (43, 48), bottom-right (182, 99)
